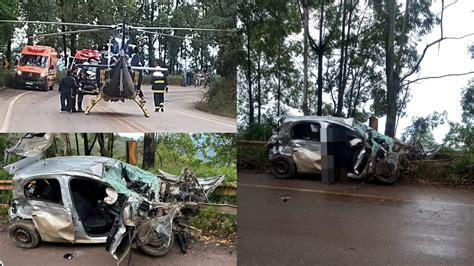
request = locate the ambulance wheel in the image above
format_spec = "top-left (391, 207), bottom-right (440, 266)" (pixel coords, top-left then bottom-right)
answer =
top-left (9, 220), bottom-right (41, 249)
top-left (140, 234), bottom-right (174, 257)
top-left (270, 155), bottom-right (296, 179)
top-left (41, 82), bottom-right (48, 92)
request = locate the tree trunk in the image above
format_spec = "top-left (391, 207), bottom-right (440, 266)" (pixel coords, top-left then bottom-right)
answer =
top-left (277, 42), bottom-right (281, 116)
top-left (385, 0), bottom-right (397, 137)
top-left (97, 133), bottom-right (106, 156)
top-left (302, 0), bottom-right (309, 115)
top-left (143, 133), bottom-right (155, 169)
top-left (70, 34), bottom-right (77, 57)
top-left (316, 1), bottom-right (325, 116)
top-left (6, 38), bottom-right (12, 69)
top-left (257, 52), bottom-right (262, 124)
top-left (75, 133), bottom-right (80, 155)
top-left (82, 133), bottom-right (89, 155)
top-left (61, 134), bottom-right (72, 156)
top-left (246, 24), bottom-right (254, 124)
top-left (108, 133), bottom-right (114, 158)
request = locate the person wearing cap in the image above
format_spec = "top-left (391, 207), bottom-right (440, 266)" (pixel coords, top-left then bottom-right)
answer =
top-left (151, 71), bottom-right (168, 112)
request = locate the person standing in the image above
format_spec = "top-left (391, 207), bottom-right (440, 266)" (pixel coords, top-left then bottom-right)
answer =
top-left (59, 70), bottom-right (76, 113)
top-left (151, 71), bottom-right (167, 112)
top-left (75, 70), bottom-right (87, 112)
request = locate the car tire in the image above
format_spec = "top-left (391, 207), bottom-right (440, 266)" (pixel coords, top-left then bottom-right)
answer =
top-left (8, 220), bottom-right (41, 249)
top-left (41, 82), bottom-right (48, 92)
top-left (140, 233), bottom-right (174, 257)
top-left (270, 155), bottom-right (296, 179)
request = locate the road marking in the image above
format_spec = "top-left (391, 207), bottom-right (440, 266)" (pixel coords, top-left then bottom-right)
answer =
top-left (1, 91), bottom-right (33, 132)
top-left (239, 183), bottom-right (474, 208)
top-left (168, 107), bottom-right (236, 129)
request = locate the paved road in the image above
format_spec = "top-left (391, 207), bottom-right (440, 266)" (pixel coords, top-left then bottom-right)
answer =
top-left (0, 85), bottom-right (236, 133)
top-left (0, 229), bottom-right (236, 266)
top-left (238, 171), bottom-right (474, 265)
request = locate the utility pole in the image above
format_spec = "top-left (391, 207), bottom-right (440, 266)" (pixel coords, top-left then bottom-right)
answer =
top-left (302, 0), bottom-right (309, 115)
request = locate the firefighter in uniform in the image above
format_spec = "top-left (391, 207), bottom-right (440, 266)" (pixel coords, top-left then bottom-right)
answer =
top-left (151, 71), bottom-right (167, 112)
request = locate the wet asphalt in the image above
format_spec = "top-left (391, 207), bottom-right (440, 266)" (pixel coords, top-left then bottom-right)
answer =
top-left (0, 85), bottom-right (236, 133)
top-left (237, 170), bottom-right (474, 265)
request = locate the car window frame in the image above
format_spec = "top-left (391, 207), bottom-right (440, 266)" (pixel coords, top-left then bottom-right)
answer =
top-left (290, 121), bottom-right (322, 143)
top-left (23, 176), bottom-right (64, 206)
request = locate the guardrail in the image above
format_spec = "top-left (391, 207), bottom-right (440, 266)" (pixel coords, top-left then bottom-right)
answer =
top-left (0, 180), bottom-right (12, 190)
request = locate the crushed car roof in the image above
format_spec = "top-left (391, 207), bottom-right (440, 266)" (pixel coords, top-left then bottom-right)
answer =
top-left (7, 156), bottom-right (116, 179)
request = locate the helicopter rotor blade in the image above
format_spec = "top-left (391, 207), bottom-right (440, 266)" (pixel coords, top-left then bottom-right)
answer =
top-left (132, 26), bottom-right (232, 32)
top-left (30, 27), bottom-right (115, 38)
top-left (135, 29), bottom-right (219, 45)
top-left (0, 20), bottom-right (116, 28)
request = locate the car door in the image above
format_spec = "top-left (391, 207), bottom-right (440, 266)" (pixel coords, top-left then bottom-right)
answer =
top-left (24, 175), bottom-right (75, 243)
top-left (289, 122), bottom-right (323, 174)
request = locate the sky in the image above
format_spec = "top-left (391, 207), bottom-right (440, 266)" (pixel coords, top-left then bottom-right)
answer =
top-left (392, 0), bottom-right (474, 142)
top-left (285, 0), bottom-right (474, 143)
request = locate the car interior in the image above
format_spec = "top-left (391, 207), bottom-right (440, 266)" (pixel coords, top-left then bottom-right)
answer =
top-left (70, 178), bottom-right (114, 236)
top-left (24, 178), bottom-right (62, 204)
top-left (291, 122), bottom-right (321, 142)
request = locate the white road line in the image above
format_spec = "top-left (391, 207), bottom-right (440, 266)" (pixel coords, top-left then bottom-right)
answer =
top-left (239, 183), bottom-right (474, 208)
top-left (168, 107), bottom-right (236, 129)
top-left (1, 91), bottom-right (33, 132)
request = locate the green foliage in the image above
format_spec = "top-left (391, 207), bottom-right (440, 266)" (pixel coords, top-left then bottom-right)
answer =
top-left (189, 208), bottom-right (236, 239)
top-left (409, 151), bottom-right (474, 185)
top-left (196, 77), bottom-right (237, 118)
top-left (237, 145), bottom-right (268, 170)
top-left (401, 111), bottom-right (447, 146)
top-left (237, 119), bottom-right (276, 141)
top-left (0, 69), bottom-right (15, 88)
top-left (444, 79), bottom-right (474, 151)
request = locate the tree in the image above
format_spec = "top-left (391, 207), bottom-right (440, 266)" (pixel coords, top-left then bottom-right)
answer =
top-left (444, 80), bottom-right (474, 151)
top-left (401, 111), bottom-right (447, 146)
top-left (143, 133), bottom-right (156, 169)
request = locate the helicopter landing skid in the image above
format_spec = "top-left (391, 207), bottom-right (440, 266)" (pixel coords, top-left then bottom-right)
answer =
top-left (84, 94), bottom-right (103, 115)
top-left (132, 97), bottom-right (150, 118)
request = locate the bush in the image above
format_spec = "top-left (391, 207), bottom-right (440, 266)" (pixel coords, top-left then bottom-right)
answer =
top-left (195, 77), bottom-right (236, 118)
top-left (0, 69), bottom-right (15, 88)
top-left (189, 208), bottom-right (236, 239)
top-left (407, 151), bottom-right (474, 185)
top-left (238, 145), bottom-right (268, 170)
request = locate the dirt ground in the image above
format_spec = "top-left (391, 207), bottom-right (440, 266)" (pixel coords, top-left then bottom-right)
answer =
top-left (0, 222), bottom-right (236, 266)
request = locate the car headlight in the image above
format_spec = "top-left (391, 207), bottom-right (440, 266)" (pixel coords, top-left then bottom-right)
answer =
top-left (40, 73), bottom-right (47, 78)
top-left (17, 70), bottom-right (22, 75)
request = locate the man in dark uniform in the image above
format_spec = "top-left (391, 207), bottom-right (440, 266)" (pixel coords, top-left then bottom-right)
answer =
top-left (151, 71), bottom-right (167, 112)
top-left (74, 70), bottom-right (87, 112)
top-left (59, 70), bottom-right (76, 113)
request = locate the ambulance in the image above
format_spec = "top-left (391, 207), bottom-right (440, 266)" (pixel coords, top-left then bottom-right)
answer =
top-left (15, 45), bottom-right (58, 91)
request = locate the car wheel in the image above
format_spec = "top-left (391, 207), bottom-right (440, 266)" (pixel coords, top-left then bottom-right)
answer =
top-left (9, 220), bottom-right (41, 249)
top-left (140, 234), bottom-right (174, 257)
top-left (42, 82), bottom-right (48, 92)
top-left (270, 155), bottom-right (296, 179)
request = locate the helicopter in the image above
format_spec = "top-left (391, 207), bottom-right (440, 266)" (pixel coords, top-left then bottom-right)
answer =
top-left (0, 19), bottom-right (230, 117)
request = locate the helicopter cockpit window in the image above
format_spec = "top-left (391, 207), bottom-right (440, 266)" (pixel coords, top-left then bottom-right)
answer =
top-left (19, 55), bottom-right (48, 68)
top-left (24, 178), bottom-right (62, 204)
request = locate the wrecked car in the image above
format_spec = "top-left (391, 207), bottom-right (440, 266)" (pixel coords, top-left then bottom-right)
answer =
top-left (3, 134), bottom-right (225, 263)
top-left (267, 116), bottom-right (410, 185)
